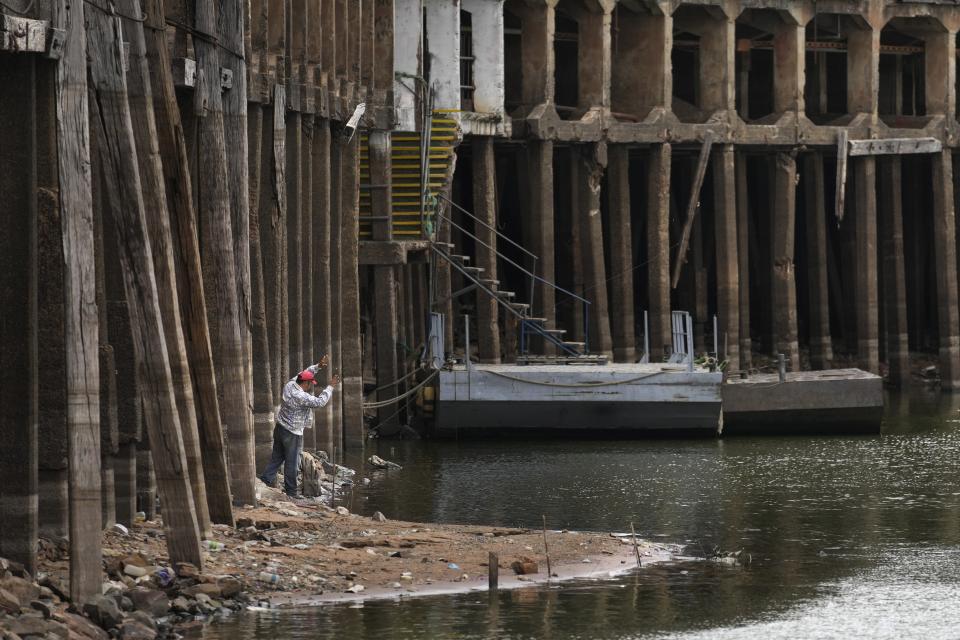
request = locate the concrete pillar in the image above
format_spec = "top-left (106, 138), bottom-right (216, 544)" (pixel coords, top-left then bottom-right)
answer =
top-left (0, 53), bottom-right (38, 574)
top-left (607, 145), bottom-right (635, 363)
top-left (424, 0), bottom-right (461, 112)
top-left (329, 130), bottom-right (343, 451)
top-left (563, 0), bottom-right (613, 114)
top-left (374, 267), bottom-right (399, 430)
top-left (611, 7), bottom-right (670, 119)
top-left (736, 152), bottom-right (752, 369)
top-left (932, 150), bottom-right (960, 389)
top-left (714, 145), bottom-right (739, 371)
top-left (803, 153), bottom-right (833, 370)
top-left (878, 156), bottom-right (909, 387)
top-left (773, 21), bottom-right (805, 115)
top-left (847, 26), bottom-right (879, 115)
top-left (301, 119), bottom-right (315, 453)
top-left (473, 137), bottom-right (501, 363)
top-left (528, 140), bottom-right (556, 342)
top-left (312, 119), bottom-right (333, 455)
top-left (463, 0), bottom-right (506, 118)
top-left (114, 442), bottom-right (137, 528)
top-left (647, 143), bottom-right (672, 361)
top-left (771, 150), bottom-right (799, 371)
top-left (393, 0), bottom-right (421, 131)
top-left (924, 29), bottom-right (954, 119)
top-left (509, 0), bottom-right (557, 111)
top-left (578, 144), bottom-right (612, 356)
top-left (854, 157), bottom-right (879, 375)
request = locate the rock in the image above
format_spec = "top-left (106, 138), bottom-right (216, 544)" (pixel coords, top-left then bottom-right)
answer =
top-left (117, 620), bottom-right (157, 640)
top-left (128, 589), bottom-right (169, 618)
top-left (183, 583), bottom-right (222, 598)
top-left (345, 584), bottom-right (364, 594)
top-left (0, 577), bottom-right (39, 605)
top-left (30, 598), bottom-right (54, 618)
top-left (0, 587), bottom-right (21, 614)
top-left (510, 557), bottom-right (539, 575)
top-left (6, 615), bottom-right (61, 638)
top-left (123, 565), bottom-right (147, 578)
top-left (216, 577), bottom-right (242, 599)
top-left (56, 612), bottom-right (110, 640)
top-left (119, 596), bottom-right (134, 612)
top-left (335, 507), bottom-right (350, 516)
top-left (175, 562), bottom-right (200, 579)
top-left (0, 558), bottom-right (30, 579)
top-left (372, 511), bottom-right (387, 522)
top-left (127, 611), bottom-right (156, 631)
top-left (83, 594), bottom-right (125, 629)
top-left (170, 597), bottom-right (190, 613)
top-left (368, 455), bottom-right (401, 470)
top-left (194, 593), bottom-right (211, 605)
top-left (121, 554), bottom-right (150, 568)
top-left (39, 577), bottom-right (68, 603)
top-left (112, 523), bottom-right (129, 535)
top-left (235, 517), bottom-right (255, 529)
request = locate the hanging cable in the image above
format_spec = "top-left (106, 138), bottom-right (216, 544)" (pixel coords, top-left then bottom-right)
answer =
top-left (362, 369), bottom-right (439, 410)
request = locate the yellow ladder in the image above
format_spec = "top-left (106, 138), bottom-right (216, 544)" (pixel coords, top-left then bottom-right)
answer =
top-left (359, 113), bottom-right (458, 239)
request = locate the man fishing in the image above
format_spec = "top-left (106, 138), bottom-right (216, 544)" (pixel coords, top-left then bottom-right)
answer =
top-left (258, 354), bottom-right (339, 499)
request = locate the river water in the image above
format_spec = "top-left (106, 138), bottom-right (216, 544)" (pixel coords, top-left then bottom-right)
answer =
top-left (192, 389), bottom-right (960, 639)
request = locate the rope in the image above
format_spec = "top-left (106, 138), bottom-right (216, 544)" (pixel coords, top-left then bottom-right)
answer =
top-left (362, 369), bottom-right (439, 409)
top-left (364, 366), bottom-right (424, 398)
top-left (484, 369), bottom-right (670, 389)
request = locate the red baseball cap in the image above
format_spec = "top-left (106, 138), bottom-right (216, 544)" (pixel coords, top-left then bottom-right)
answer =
top-left (298, 369), bottom-right (318, 385)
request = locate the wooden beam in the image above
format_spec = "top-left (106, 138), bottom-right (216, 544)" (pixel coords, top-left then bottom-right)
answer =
top-left (848, 137), bottom-right (942, 156)
top-left (834, 129), bottom-right (849, 223)
top-left (193, 0), bottom-right (257, 506)
top-left (142, 0), bottom-right (234, 524)
top-left (671, 132), bottom-right (713, 289)
top-left (51, 0), bottom-right (102, 603)
top-left (87, 3), bottom-right (204, 567)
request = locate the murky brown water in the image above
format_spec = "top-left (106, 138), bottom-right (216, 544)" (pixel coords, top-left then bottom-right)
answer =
top-left (190, 389), bottom-right (960, 639)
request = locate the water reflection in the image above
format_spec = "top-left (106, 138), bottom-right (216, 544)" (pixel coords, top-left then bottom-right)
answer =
top-left (194, 389), bottom-right (960, 639)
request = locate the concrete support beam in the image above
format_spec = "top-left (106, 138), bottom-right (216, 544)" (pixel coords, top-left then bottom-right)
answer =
top-left (578, 143), bottom-right (612, 357)
top-left (329, 125), bottom-right (343, 450)
top-left (301, 119), bottom-right (315, 453)
top-left (528, 140), bottom-right (556, 345)
top-left (473, 137), bottom-right (501, 363)
top-left (463, 0), bottom-right (506, 118)
top-left (714, 145), bottom-right (739, 371)
top-left (136, 446), bottom-right (156, 520)
top-left (647, 143), bottom-right (672, 361)
top-left (924, 29), bottom-right (954, 118)
top-left (374, 267), bottom-right (399, 430)
top-left (393, 0), bottom-right (420, 131)
top-left (771, 150), bottom-right (799, 371)
top-left (773, 22), bottom-right (804, 115)
top-left (286, 112), bottom-right (303, 377)
top-left (932, 150), bottom-right (960, 389)
top-left (847, 27), bottom-right (879, 115)
top-left (878, 156), bottom-right (910, 387)
top-left (736, 152), bottom-right (752, 370)
top-left (114, 442), bottom-right (137, 527)
top-left (0, 53), bottom-right (38, 575)
top-left (803, 153), bottom-right (833, 370)
top-left (854, 157), bottom-right (879, 375)
top-left (607, 145), bottom-right (635, 363)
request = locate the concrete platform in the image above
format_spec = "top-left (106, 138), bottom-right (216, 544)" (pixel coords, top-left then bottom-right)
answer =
top-left (722, 368), bottom-right (884, 434)
top-left (437, 363), bottom-right (723, 435)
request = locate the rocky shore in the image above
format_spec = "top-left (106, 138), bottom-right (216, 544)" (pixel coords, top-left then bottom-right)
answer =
top-left (0, 479), bottom-right (674, 640)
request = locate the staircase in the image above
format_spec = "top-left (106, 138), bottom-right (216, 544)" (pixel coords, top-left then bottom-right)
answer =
top-left (431, 196), bottom-right (605, 365)
top-left (359, 113), bottom-right (458, 239)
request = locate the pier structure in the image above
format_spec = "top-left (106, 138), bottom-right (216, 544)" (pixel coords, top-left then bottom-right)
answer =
top-left (2, 0), bottom-right (960, 605)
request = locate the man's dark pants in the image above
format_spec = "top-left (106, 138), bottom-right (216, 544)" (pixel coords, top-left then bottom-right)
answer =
top-left (258, 424), bottom-right (303, 496)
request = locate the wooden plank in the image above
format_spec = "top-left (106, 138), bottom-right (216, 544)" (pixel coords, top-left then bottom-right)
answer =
top-left (848, 137), bottom-right (942, 157)
top-left (192, 0), bottom-right (257, 505)
top-left (834, 129), bottom-right (848, 223)
top-left (120, 0), bottom-right (212, 536)
top-left (86, 3), bottom-right (203, 567)
top-left (219, 0), bottom-right (257, 501)
top-left (671, 132), bottom-right (713, 289)
top-left (0, 53), bottom-right (39, 577)
top-left (51, 0), bottom-right (102, 602)
top-left (142, 0), bottom-right (234, 523)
